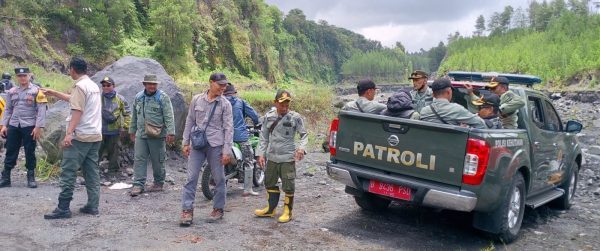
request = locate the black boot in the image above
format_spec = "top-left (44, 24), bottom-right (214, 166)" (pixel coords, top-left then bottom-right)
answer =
top-left (0, 169), bottom-right (11, 188)
top-left (44, 199), bottom-right (72, 219)
top-left (27, 170), bottom-right (37, 188)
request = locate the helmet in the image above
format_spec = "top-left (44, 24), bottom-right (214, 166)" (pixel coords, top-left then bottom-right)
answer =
top-left (1, 72), bottom-right (10, 80)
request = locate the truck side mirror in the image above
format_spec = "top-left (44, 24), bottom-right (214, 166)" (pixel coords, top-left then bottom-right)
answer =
top-left (565, 121), bottom-right (582, 133)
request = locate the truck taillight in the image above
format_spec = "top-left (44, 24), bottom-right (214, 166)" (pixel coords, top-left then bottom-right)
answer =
top-left (328, 118), bottom-right (339, 156)
top-left (463, 138), bottom-right (490, 185)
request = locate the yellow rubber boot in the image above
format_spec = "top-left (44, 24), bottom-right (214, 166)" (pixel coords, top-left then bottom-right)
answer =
top-left (254, 189), bottom-right (280, 217)
top-left (278, 194), bottom-right (294, 223)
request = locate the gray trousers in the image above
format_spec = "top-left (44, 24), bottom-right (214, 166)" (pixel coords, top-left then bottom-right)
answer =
top-left (182, 146), bottom-right (225, 210)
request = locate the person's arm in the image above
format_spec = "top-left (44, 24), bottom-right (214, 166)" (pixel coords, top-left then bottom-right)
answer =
top-left (455, 107), bottom-right (487, 129)
top-left (1, 94), bottom-right (13, 127)
top-left (500, 92), bottom-right (526, 115)
top-left (129, 97), bottom-right (138, 140)
top-left (243, 101), bottom-right (260, 125)
top-left (120, 96), bottom-right (131, 131)
top-left (295, 114), bottom-right (309, 161)
top-left (256, 115), bottom-right (269, 167)
top-left (162, 94), bottom-right (176, 136)
top-left (42, 88), bottom-right (71, 102)
top-left (222, 101), bottom-right (234, 154)
top-left (35, 91), bottom-right (48, 128)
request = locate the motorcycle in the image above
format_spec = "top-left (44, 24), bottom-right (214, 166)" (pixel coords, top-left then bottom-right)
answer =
top-left (201, 125), bottom-right (264, 200)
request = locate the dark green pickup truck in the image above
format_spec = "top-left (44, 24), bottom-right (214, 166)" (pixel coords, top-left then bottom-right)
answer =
top-left (326, 72), bottom-right (583, 242)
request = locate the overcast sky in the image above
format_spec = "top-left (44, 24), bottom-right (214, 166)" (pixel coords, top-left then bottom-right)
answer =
top-left (264, 0), bottom-right (530, 52)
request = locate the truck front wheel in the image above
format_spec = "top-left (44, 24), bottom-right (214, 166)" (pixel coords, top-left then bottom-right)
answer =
top-left (491, 173), bottom-right (526, 243)
top-left (353, 193), bottom-right (391, 212)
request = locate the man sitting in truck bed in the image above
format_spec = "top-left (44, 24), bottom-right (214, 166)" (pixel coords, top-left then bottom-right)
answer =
top-left (342, 79), bottom-right (386, 114)
top-left (472, 93), bottom-right (503, 129)
top-left (420, 78), bottom-right (487, 129)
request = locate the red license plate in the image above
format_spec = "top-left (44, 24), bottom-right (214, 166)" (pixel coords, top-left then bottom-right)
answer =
top-left (368, 180), bottom-right (412, 201)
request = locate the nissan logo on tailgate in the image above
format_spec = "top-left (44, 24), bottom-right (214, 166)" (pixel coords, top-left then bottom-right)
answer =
top-left (387, 135), bottom-right (399, 146)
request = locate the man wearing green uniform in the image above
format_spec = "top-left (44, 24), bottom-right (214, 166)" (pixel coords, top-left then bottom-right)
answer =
top-left (342, 79), bottom-right (386, 114)
top-left (254, 90), bottom-right (308, 223)
top-left (485, 76), bottom-right (525, 129)
top-left (409, 70), bottom-right (433, 113)
top-left (472, 93), bottom-right (503, 129)
top-left (43, 57), bottom-right (103, 219)
top-left (420, 78), bottom-right (486, 129)
top-left (98, 76), bottom-right (131, 177)
top-left (129, 74), bottom-right (175, 196)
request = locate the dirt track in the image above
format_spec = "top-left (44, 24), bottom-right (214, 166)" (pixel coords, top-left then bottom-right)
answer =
top-left (1, 94), bottom-right (600, 250)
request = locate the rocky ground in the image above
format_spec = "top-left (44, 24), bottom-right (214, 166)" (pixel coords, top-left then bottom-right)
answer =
top-left (0, 92), bottom-right (599, 250)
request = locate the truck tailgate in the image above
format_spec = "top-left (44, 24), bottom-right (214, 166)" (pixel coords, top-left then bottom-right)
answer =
top-left (334, 111), bottom-right (468, 187)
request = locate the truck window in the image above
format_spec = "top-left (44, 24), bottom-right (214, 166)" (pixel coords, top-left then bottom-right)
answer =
top-left (528, 97), bottom-right (545, 129)
top-left (542, 100), bottom-right (562, 131)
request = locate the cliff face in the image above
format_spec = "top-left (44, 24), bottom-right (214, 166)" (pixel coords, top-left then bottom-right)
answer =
top-left (0, 21), bottom-right (66, 71)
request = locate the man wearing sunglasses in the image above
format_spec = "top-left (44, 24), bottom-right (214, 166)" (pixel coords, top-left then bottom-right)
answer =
top-left (472, 93), bottom-right (503, 129)
top-left (98, 76), bottom-right (131, 178)
top-left (485, 77), bottom-right (525, 129)
top-left (342, 79), bottom-right (386, 114)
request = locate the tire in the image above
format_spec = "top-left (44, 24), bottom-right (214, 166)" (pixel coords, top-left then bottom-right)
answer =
top-left (551, 161), bottom-right (579, 210)
top-left (201, 163), bottom-right (215, 200)
top-left (491, 173), bottom-right (526, 243)
top-left (252, 162), bottom-right (264, 187)
top-left (353, 193), bottom-right (391, 212)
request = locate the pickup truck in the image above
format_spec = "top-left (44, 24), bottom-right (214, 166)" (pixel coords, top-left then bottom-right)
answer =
top-left (326, 72), bottom-right (583, 243)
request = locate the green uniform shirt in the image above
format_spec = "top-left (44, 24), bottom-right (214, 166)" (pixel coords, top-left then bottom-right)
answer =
top-left (420, 98), bottom-right (486, 129)
top-left (129, 90), bottom-right (176, 138)
top-left (410, 87), bottom-right (433, 113)
top-left (498, 90), bottom-right (525, 129)
top-left (342, 97), bottom-right (386, 114)
top-left (257, 110), bottom-right (308, 163)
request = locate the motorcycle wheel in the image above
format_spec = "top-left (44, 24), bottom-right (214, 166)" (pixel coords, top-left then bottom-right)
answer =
top-left (201, 163), bottom-right (215, 200)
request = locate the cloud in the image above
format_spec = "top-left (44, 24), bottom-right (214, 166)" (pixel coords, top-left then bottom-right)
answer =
top-left (265, 0), bottom-right (529, 52)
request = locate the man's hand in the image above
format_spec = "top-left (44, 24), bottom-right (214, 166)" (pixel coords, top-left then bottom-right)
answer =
top-left (464, 83), bottom-right (474, 95)
top-left (221, 154), bottom-right (231, 165)
top-left (63, 134), bottom-right (73, 148)
top-left (31, 127), bottom-right (42, 141)
top-left (294, 149), bottom-right (305, 161)
top-left (257, 156), bottom-right (266, 169)
top-left (40, 88), bottom-right (55, 96)
top-left (183, 145), bottom-right (190, 158)
top-left (129, 133), bottom-right (136, 142)
top-left (0, 127), bottom-right (7, 138)
top-left (166, 134), bottom-right (175, 145)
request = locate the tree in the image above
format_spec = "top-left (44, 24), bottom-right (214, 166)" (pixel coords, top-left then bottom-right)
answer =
top-left (488, 12), bottom-right (502, 35)
top-left (395, 42), bottom-right (406, 53)
top-left (474, 15), bottom-right (486, 36)
top-left (500, 5), bottom-right (514, 32)
top-left (511, 7), bottom-right (529, 29)
top-left (447, 31), bottom-right (461, 44)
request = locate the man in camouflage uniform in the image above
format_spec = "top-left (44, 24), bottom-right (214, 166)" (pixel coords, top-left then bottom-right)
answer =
top-left (0, 67), bottom-right (47, 188)
top-left (98, 76), bottom-right (131, 177)
top-left (254, 90), bottom-right (308, 223)
top-left (485, 76), bottom-right (525, 129)
top-left (409, 70), bottom-right (433, 113)
top-left (472, 93), bottom-right (503, 129)
top-left (420, 78), bottom-right (486, 129)
top-left (129, 74), bottom-right (176, 196)
top-left (342, 79), bottom-right (386, 114)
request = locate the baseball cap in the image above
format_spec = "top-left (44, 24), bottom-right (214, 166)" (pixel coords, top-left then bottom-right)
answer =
top-left (101, 76), bottom-right (115, 85)
top-left (356, 79), bottom-right (377, 93)
top-left (15, 67), bottom-right (30, 75)
top-left (486, 76), bottom-right (509, 88)
top-left (430, 78), bottom-right (452, 91)
top-left (209, 72), bottom-right (229, 85)
top-left (275, 89), bottom-right (292, 103)
top-left (224, 83), bottom-right (237, 95)
top-left (408, 70), bottom-right (428, 80)
top-left (472, 93), bottom-right (501, 107)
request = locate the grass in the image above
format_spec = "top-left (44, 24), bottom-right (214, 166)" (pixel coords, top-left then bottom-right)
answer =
top-left (33, 157), bottom-right (61, 181)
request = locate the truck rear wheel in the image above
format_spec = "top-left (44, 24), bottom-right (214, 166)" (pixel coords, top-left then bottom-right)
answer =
top-left (492, 173), bottom-right (526, 243)
top-left (353, 193), bottom-right (391, 212)
top-left (551, 160), bottom-right (579, 210)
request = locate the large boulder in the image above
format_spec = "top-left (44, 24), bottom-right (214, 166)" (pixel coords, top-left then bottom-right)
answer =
top-left (89, 56), bottom-right (188, 138)
top-left (40, 56), bottom-right (188, 163)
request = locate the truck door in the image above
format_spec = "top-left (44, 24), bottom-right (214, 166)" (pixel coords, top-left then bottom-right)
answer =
top-left (541, 99), bottom-right (567, 187)
top-left (527, 96), bottom-right (558, 193)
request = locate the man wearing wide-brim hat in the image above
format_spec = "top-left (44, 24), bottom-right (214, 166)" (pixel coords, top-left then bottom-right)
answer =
top-left (128, 74), bottom-right (176, 197)
top-left (408, 70), bottom-right (433, 113)
top-left (485, 76), bottom-right (525, 129)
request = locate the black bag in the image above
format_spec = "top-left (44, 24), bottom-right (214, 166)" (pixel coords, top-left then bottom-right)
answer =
top-left (191, 100), bottom-right (218, 150)
top-left (102, 109), bottom-right (118, 124)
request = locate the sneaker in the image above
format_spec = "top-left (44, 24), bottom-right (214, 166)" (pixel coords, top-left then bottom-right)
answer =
top-left (129, 186), bottom-right (143, 197)
top-left (242, 190), bottom-right (259, 197)
top-left (146, 184), bottom-right (164, 193)
top-left (79, 206), bottom-right (99, 215)
top-left (179, 209), bottom-right (194, 227)
top-left (207, 208), bottom-right (223, 223)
